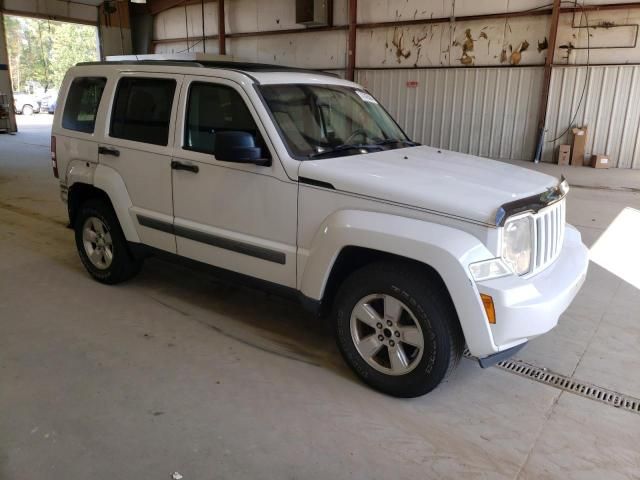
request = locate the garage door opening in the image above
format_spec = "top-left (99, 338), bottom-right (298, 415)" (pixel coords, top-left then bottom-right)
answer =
top-left (3, 15), bottom-right (99, 123)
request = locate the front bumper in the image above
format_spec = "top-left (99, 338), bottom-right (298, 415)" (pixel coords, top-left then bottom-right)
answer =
top-left (475, 224), bottom-right (589, 352)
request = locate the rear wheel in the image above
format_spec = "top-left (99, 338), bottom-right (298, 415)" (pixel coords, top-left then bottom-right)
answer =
top-left (74, 199), bottom-right (141, 284)
top-left (333, 261), bottom-right (463, 397)
top-left (21, 105), bottom-right (33, 116)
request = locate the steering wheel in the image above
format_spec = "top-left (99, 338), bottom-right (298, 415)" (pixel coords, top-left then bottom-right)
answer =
top-left (344, 129), bottom-right (368, 145)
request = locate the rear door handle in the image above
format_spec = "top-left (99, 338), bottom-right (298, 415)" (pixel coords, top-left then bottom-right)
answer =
top-left (171, 160), bottom-right (199, 173)
top-left (98, 146), bottom-right (120, 157)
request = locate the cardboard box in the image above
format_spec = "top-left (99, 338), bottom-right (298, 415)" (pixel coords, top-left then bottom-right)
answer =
top-left (591, 154), bottom-right (611, 169)
top-left (558, 144), bottom-right (571, 165)
top-left (571, 127), bottom-right (587, 166)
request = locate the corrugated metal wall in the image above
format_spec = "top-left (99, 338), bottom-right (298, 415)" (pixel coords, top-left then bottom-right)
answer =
top-left (358, 67), bottom-right (544, 161)
top-left (150, 0), bottom-right (640, 168)
top-left (543, 65), bottom-right (640, 169)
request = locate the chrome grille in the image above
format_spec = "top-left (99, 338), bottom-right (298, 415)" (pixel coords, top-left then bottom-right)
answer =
top-left (532, 199), bottom-right (565, 273)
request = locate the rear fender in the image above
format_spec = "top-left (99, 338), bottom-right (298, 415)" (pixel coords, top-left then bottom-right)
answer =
top-left (67, 164), bottom-right (140, 243)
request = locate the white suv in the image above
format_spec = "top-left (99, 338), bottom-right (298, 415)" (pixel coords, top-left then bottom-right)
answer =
top-left (52, 60), bottom-right (589, 397)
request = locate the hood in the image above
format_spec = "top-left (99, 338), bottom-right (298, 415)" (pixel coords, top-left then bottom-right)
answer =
top-left (298, 146), bottom-right (559, 225)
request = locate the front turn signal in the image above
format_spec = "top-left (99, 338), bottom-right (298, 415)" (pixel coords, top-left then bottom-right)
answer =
top-left (480, 294), bottom-right (496, 324)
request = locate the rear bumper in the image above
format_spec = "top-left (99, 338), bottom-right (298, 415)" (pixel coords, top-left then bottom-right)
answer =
top-left (475, 224), bottom-right (589, 354)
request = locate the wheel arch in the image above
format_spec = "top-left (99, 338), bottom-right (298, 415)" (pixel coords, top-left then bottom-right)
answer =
top-left (299, 210), bottom-right (499, 356)
top-left (67, 164), bottom-right (139, 242)
top-left (322, 246), bottom-right (451, 316)
top-left (68, 182), bottom-right (110, 226)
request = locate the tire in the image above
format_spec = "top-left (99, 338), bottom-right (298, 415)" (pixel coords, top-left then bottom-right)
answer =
top-left (22, 105), bottom-right (33, 116)
top-left (333, 261), bottom-right (464, 398)
top-left (74, 199), bottom-right (142, 284)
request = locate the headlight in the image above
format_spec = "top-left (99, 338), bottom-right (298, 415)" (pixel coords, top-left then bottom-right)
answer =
top-left (502, 214), bottom-right (533, 275)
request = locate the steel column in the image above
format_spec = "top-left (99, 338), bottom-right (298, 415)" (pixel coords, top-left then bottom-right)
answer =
top-left (218, 0), bottom-right (225, 55)
top-left (346, 0), bottom-right (356, 80)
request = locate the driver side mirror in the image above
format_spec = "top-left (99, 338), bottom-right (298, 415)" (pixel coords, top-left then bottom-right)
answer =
top-left (214, 131), bottom-right (271, 166)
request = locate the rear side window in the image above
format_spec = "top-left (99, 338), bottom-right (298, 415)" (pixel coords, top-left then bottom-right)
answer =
top-left (62, 77), bottom-right (106, 133)
top-left (110, 77), bottom-right (176, 146)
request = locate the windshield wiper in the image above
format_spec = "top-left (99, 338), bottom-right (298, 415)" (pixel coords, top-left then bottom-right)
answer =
top-left (308, 139), bottom-right (419, 159)
top-left (374, 138), bottom-right (420, 147)
top-left (308, 143), bottom-right (383, 159)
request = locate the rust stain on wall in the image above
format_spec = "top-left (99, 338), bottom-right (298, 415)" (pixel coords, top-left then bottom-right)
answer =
top-left (559, 41), bottom-right (575, 60)
top-left (412, 28), bottom-right (431, 67)
top-left (459, 28), bottom-right (475, 65)
top-left (500, 48), bottom-right (508, 63)
top-left (538, 37), bottom-right (548, 52)
top-left (391, 28), bottom-right (411, 63)
top-left (510, 41), bottom-right (529, 65)
top-left (597, 21), bottom-right (616, 28)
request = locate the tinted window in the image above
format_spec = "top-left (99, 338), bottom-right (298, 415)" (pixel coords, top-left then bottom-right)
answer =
top-left (62, 77), bottom-right (106, 133)
top-left (184, 82), bottom-right (260, 155)
top-left (110, 77), bottom-right (176, 146)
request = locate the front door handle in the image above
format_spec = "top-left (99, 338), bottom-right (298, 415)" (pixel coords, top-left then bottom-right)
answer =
top-left (171, 160), bottom-right (199, 173)
top-left (98, 146), bottom-right (120, 157)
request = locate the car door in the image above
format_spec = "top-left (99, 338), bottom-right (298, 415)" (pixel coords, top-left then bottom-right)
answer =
top-left (99, 72), bottom-right (182, 253)
top-left (171, 75), bottom-right (297, 288)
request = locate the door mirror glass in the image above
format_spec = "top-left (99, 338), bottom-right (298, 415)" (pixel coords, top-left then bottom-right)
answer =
top-left (214, 131), bottom-right (270, 166)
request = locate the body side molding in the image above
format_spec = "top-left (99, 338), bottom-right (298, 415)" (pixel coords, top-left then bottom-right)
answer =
top-left (137, 215), bottom-right (286, 265)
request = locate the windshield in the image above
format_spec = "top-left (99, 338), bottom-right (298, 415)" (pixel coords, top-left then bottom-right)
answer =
top-left (258, 84), bottom-right (413, 159)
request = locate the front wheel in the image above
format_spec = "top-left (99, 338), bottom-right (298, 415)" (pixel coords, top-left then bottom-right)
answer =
top-left (333, 262), bottom-right (464, 397)
top-left (74, 199), bottom-right (142, 284)
top-left (21, 105), bottom-right (34, 115)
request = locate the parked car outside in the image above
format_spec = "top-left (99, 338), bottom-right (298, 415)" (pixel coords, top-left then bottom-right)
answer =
top-left (13, 92), bottom-right (40, 115)
top-left (51, 60), bottom-right (589, 397)
top-left (47, 97), bottom-right (57, 114)
top-left (38, 90), bottom-right (58, 114)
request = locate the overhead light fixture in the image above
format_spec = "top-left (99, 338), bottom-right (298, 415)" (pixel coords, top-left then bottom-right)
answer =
top-left (130, 0), bottom-right (147, 4)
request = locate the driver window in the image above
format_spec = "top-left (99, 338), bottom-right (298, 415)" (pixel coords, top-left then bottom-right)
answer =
top-left (184, 82), bottom-right (263, 155)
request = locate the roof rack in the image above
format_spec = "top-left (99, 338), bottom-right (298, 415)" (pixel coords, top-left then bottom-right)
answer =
top-left (76, 60), bottom-right (204, 68)
top-left (75, 59), bottom-right (339, 79)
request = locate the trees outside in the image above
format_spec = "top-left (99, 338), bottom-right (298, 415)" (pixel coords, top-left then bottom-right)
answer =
top-left (3, 16), bottom-right (99, 94)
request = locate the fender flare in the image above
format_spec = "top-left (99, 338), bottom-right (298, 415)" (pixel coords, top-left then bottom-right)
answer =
top-left (299, 210), bottom-right (498, 356)
top-left (68, 163), bottom-right (140, 243)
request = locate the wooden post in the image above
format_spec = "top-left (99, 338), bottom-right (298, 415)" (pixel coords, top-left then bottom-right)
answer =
top-left (346, 0), bottom-right (356, 80)
top-left (533, 0), bottom-right (561, 161)
top-left (536, 0), bottom-right (562, 135)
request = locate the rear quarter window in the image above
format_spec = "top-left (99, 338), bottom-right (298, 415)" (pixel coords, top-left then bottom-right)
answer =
top-left (62, 77), bottom-right (107, 133)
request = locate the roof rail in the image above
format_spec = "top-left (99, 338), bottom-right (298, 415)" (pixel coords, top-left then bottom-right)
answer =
top-left (76, 60), bottom-right (204, 68)
top-left (75, 59), bottom-right (339, 79)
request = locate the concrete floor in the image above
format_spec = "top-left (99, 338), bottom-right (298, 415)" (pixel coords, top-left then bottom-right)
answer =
top-left (1, 114), bottom-right (640, 479)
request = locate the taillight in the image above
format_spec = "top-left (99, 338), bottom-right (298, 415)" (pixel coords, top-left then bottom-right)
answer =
top-left (51, 135), bottom-right (58, 178)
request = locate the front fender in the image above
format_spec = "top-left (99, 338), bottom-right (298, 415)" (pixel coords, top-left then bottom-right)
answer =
top-left (299, 210), bottom-right (499, 356)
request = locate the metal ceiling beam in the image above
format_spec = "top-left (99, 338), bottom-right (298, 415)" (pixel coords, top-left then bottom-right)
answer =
top-left (0, 8), bottom-right (97, 25)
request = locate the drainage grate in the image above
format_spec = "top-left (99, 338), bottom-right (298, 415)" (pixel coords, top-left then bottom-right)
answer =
top-left (464, 351), bottom-right (640, 415)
